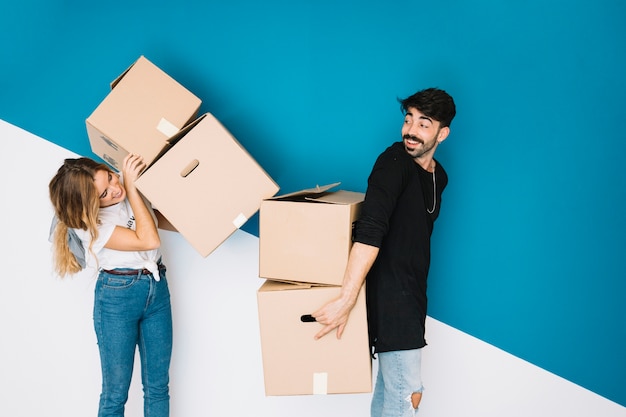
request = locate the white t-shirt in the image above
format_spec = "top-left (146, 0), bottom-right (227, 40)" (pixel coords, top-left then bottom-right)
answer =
top-left (74, 197), bottom-right (162, 280)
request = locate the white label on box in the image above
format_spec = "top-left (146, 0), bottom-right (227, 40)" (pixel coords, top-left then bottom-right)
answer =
top-left (313, 373), bottom-right (328, 395)
top-left (157, 117), bottom-right (179, 137)
top-left (232, 213), bottom-right (248, 229)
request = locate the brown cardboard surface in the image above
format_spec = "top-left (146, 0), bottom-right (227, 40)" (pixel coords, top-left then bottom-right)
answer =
top-left (86, 55), bottom-right (201, 171)
top-left (259, 187), bottom-right (364, 286)
top-left (135, 113), bottom-right (279, 257)
top-left (257, 280), bottom-right (372, 396)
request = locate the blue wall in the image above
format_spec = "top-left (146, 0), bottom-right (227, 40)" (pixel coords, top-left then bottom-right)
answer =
top-left (2, 0), bottom-right (624, 406)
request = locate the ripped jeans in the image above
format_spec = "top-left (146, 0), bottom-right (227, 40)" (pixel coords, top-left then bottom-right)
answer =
top-left (371, 348), bottom-right (424, 417)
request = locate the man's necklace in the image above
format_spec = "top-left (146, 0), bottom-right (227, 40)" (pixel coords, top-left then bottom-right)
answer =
top-left (427, 169), bottom-right (437, 214)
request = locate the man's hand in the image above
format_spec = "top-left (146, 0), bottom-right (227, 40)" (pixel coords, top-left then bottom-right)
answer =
top-left (312, 296), bottom-right (354, 340)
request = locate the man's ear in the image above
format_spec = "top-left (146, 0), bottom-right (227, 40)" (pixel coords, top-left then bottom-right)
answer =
top-left (437, 126), bottom-right (450, 144)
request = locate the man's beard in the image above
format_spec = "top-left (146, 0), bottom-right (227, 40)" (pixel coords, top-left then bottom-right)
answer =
top-left (403, 134), bottom-right (436, 158)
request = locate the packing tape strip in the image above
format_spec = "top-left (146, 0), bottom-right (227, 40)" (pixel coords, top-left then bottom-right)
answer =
top-left (313, 372), bottom-right (328, 395)
top-left (157, 117), bottom-right (179, 137)
top-left (232, 213), bottom-right (248, 229)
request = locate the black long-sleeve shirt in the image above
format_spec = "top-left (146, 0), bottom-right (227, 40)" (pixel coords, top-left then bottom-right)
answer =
top-left (352, 141), bottom-right (447, 353)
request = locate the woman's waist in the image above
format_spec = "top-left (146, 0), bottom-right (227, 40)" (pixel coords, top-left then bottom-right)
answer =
top-left (101, 259), bottom-right (165, 276)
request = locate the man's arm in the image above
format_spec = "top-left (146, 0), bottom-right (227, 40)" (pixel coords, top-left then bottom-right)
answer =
top-left (312, 242), bottom-right (379, 340)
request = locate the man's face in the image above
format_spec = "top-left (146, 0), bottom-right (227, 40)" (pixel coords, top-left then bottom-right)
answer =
top-left (401, 107), bottom-right (445, 160)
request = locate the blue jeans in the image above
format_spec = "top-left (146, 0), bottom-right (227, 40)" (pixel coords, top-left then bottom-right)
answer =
top-left (94, 266), bottom-right (173, 417)
top-left (371, 349), bottom-right (424, 417)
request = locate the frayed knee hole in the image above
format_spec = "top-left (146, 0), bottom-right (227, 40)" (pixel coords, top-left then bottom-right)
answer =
top-left (411, 391), bottom-right (422, 409)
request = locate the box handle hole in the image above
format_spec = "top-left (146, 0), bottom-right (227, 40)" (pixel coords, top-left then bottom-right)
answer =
top-left (300, 314), bottom-right (317, 323)
top-left (180, 159), bottom-right (199, 177)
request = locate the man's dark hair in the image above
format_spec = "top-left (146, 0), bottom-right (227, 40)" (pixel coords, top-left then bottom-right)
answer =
top-left (399, 88), bottom-right (456, 128)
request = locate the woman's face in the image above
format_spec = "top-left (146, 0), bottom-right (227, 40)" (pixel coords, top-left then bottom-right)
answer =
top-left (93, 169), bottom-right (125, 207)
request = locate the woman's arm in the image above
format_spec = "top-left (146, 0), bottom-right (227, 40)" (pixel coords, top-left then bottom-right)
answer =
top-left (104, 154), bottom-right (161, 251)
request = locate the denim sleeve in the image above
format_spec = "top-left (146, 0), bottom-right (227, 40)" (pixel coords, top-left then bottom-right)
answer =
top-left (49, 215), bottom-right (86, 268)
top-left (353, 148), bottom-right (409, 248)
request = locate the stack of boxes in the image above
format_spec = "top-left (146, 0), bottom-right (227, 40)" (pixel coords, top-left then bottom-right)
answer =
top-left (257, 183), bottom-right (372, 396)
top-left (86, 55), bottom-right (372, 396)
top-left (86, 56), bottom-right (279, 256)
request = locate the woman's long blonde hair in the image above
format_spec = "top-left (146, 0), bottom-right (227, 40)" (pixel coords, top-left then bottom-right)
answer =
top-left (49, 157), bottom-right (113, 276)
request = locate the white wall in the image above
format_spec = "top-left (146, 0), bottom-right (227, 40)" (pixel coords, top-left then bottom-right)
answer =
top-left (1, 119), bottom-right (624, 417)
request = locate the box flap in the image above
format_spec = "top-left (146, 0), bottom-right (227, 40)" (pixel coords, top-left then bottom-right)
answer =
top-left (142, 114), bottom-right (207, 172)
top-left (269, 182), bottom-right (341, 201)
top-left (110, 56), bottom-right (143, 89)
top-left (259, 280), bottom-right (314, 292)
top-left (259, 278), bottom-right (335, 289)
top-left (305, 190), bottom-right (364, 205)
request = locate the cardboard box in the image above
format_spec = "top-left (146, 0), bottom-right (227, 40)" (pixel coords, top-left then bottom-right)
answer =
top-left (135, 113), bottom-right (279, 257)
top-left (86, 55), bottom-right (201, 171)
top-left (259, 184), bottom-right (364, 286)
top-left (257, 280), bottom-right (371, 396)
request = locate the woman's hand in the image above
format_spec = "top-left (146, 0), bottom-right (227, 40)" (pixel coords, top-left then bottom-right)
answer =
top-left (121, 153), bottom-right (146, 189)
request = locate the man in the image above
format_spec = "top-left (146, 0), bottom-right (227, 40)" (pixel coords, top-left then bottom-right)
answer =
top-left (312, 88), bottom-right (456, 416)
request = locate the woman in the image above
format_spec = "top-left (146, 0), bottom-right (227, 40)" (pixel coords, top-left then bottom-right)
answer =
top-left (49, 154), bottom-right (173, 417)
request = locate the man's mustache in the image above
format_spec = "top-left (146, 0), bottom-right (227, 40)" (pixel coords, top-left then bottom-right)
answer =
top-left (403, 134), bottom-right (423, 143)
